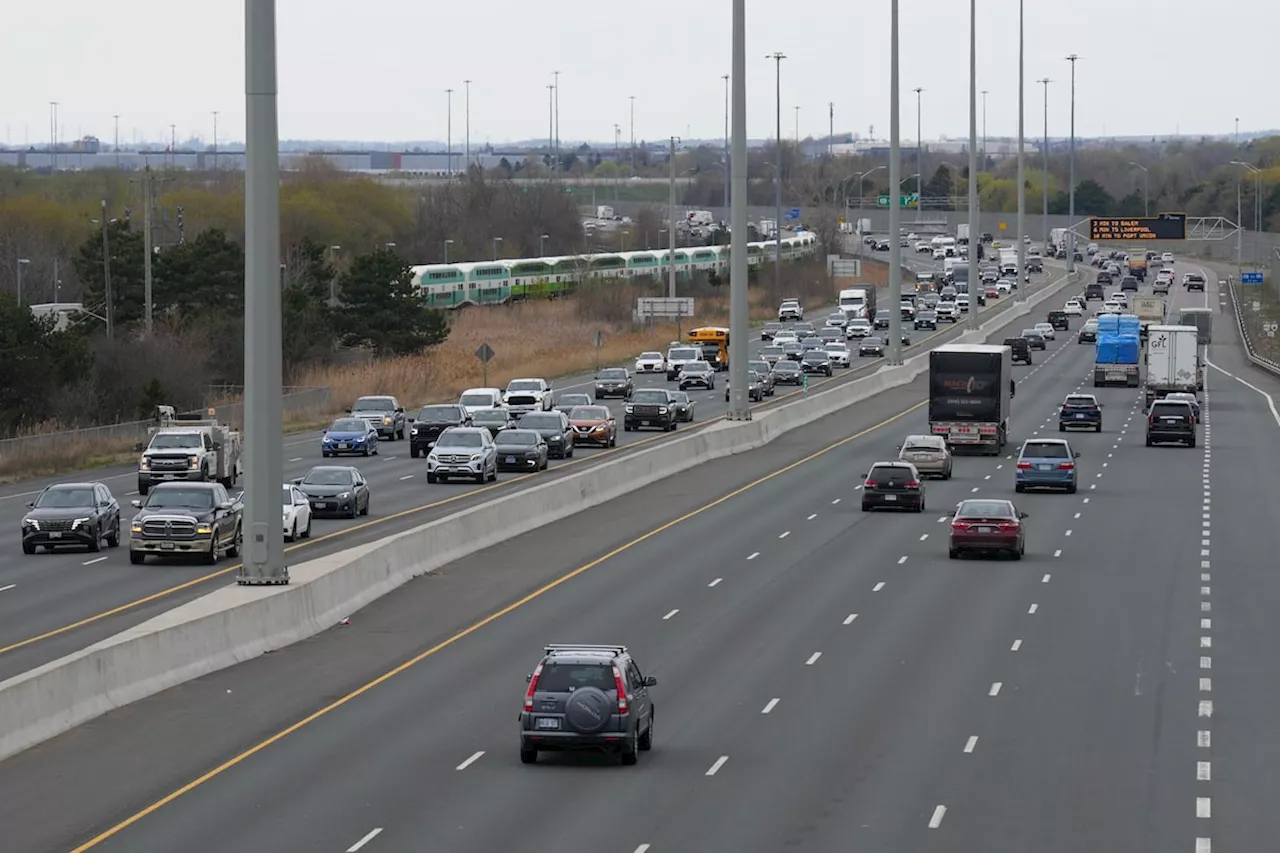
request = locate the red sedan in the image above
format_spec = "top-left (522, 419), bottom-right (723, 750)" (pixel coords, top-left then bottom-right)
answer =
top-left (948, 498), bottom-right (1028, 560)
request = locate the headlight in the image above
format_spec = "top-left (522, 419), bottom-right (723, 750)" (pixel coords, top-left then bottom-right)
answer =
top-left (189, 456), bottom-right (199, 467)
top-left (469, 454), bottom-right (483, 461)
top-left (139, 457), bottom-right (150, 470)
top-left (658, 407), bottom-right (668, 414)
top-left (547, 435), bottom-right (561, 442)
top-left (196, 525), bottom-right (213, 535)
top-left (337, 491), bottom-right (351, 499)
top-left (625, 405), bottom-right (634, 413)
top-left (131, 524), bottom-right (142, 534)
top-left (383, 416), bottom-right (392, 425)
top-left (23, 518), bottom-right (37, 529)
top-left (323, 436), bottom-right (334, 443)
top-left (411, 428), bottom-right (419, 435)
top-left (71, 517), bottom-right (90, 529)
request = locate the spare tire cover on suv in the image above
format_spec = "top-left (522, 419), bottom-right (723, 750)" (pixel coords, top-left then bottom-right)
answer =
top-left (563, 686), bottom-right (615, 734)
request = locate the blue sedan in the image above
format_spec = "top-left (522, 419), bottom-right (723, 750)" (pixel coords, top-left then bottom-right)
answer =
top-left (321, 417), bottom-right (380, 457)
top-left (1014, 438), bottom-right (1079, 494)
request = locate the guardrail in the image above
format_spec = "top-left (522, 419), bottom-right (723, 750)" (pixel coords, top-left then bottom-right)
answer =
top-left (1223, 276), bottom-right (1280, 377)
top-left (0, 386), bottom-right (332, 459)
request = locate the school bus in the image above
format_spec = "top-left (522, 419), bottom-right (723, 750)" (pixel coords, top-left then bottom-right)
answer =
top-left (687, 326), bottom-right (730, 370)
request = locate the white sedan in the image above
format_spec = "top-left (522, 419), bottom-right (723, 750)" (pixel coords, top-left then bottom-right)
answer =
top-left (283, 484), bottom-right (313, 542)
top-left (1162, 252), bottom-right (1174, 263)
top-left (825, 341), bottom-right (852, 367)
top-left (634, 351), bottom-right (665, 373)
top-left (1101, 300), bottom-right (1122, 314)
top-left (1034, 322), bottom-right (1056, 341)
top-left (1063, 299), bottom-right (1084, 316)
top-left (996, 278), bottom-right (1014, 293)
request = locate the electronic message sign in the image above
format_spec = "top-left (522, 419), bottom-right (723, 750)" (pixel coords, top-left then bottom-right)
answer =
top-left (1088, 214), bottom-right (1187, 241)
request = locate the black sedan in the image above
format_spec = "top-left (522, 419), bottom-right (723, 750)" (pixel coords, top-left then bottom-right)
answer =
top-left (409, 404), bottom-right (471, 458)
top-left (725, 370), bottom-right (766, 402)
top-left (471, 408), bottom-right (515, 438)
top-left (771, 361), bottom-right (804, 385)
top-left (859, 336), bottom-right (886, 357)
top-left (593, 368), bottom-right (633, 399)
top-left (861, 461), bottom-right (925, 512)
top-left (678, 362), bottom-right (716, 390)
top-left (514, 410), bottom-right (575, 459)
top-left (800, 350), bottom-right (833, 376)
top-left (668, 390), bottom-right (696, 422)
top-left (293, 466), bottom-right (370, 519)
top-left (1021, 329), bottom-right (1047, 350)
top-left (494, 428), bottom-right (549, 472)
top-left (21, 482), bottom-right (122, 554)
top-left (781, 341), bottom-right (805, 361)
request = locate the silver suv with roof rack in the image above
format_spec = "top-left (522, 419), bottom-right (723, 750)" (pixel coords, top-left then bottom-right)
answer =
top-left (520, 644), bottom-right (656, 766)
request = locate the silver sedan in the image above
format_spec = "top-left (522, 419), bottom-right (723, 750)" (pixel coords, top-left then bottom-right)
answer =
top-left (897, 434), bottom-right (953, 479)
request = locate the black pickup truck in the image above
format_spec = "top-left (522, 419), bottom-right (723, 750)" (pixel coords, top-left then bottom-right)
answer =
top-left (128, 481), bottom-right (243, 565)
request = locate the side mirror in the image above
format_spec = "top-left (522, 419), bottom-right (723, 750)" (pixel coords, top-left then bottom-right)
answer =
top-left (643, 675), bottom-right (658, 687)
top-left (1073, 451), bottom-right (1081, 458)
top-left (131, 499), bottom-right (142, 508)
top-left (526, 673), bottom-right (533, 682)
top-left (218, 501), bottom-right (234, 511)
top-left (134, 442), bottom-right (146, 452)
top-left (1018, 511), bottom-right (1030, 519)
top-left (344, 407), bottom-right (352, 413)
top-left (212, 441), bottom-right (223, 451)
top-left (26, 501), bottom-right (35, 508)
top-left (395, 407), bottom-right (404, 413)
top-left (291, 477), bottom-right (303, 486)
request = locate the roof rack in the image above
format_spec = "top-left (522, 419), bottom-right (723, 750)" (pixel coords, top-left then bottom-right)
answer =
top-left (544, 644), bottom-right (627, 656)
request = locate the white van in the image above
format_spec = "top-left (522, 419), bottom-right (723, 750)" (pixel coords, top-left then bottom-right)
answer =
top-left (457, 387), bottom-right (504, 416)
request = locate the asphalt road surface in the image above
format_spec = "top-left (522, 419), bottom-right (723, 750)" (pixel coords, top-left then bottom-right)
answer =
top-left (16, 262), bottom-right (1257, 853)
top-left (0, 268), bottom-right (1074, 682)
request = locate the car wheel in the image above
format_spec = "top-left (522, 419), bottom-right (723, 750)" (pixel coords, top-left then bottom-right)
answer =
top-left (1066, 484), bottom-right (1077, 494)
top-left (360, 498), bottom-right (370, 516)
top-left (861, 502), bottom-right (871, 512)
top-left (287, 520), bottom-right (297, 543)
top-left (130, 551), bottom-right (145, 564)
top-left (1015, 483), bottom-right (1025, 493)
top-left (302, 516), bottom-right (312, 538)
top-left (106, 522), bottom-right (121, 548)
top-left (362, 448), bottom-right (370, 457)
top-left (205, 532), bottom-right (221, 564)
top-left (474, 470), bottom-right (485, 484)
top-left (348, 502), bottom-right (359, 519)
top-left (1095, 424), bottom-right (1102, 433)
top-left (1010, 548), bottom-right (1023, 561)
top-left (410, 446), bottom-right (420, 458)
top-left (948, 549), bottom-right (959, 560)
top-left (621, 729), bottom-right (639, 766)
top-left (22, 541), bottom-right (35, 555)
top-left (1059, 424), bottom-right (1065, 432)
top-left (88, 528), bottom-right (102, 552)
top-left (426, 472), bottom-right (437, 483)
top-left (519, 744), bottom-right (538, 765)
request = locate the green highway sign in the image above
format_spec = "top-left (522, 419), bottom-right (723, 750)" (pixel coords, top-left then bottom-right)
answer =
top-left (877, 194), bottom-right (919, 208)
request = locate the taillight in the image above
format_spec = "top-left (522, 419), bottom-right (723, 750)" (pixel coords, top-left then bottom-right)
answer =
top-left (1057, 462), bottom-right (1074, 470)
top-left (1016, 462), bottom-right (1032, 470)
top-left (864, 481), bottom-right (878, 488)
top-left (612, 665), bottom-right (629, 715)
top-left (951, 522), bottom-right (967, 531)
top-left (905, 481), bottom-right (920, 488)
top-left (524, 662), bottom-right (543, 711)
top-left (997, 521), bottom-right (1020, 530)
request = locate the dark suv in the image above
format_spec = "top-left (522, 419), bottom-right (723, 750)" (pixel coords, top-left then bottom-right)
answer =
top-left (625, 388), bottom-right (676, 431)
top-left (861, 461), bottom-right (926, 512)
top-left (1047, 310), bottom-right (1070, 331)
top-left (1084, 283), bottom-right (1105, 301)
top-left (520, 644), bottom-right (656, 765)
top-left (1004, 336), bottom-right (1033, 365)
top-left (409, 404), bottom-right (470, 458)
top-left (1146, 400), bottom-right (1196, 447)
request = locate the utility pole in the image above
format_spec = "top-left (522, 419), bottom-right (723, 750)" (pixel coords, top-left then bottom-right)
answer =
top-left (49, 102), bottom-right (58, 171)
top-left (913, 87), bottom-right (924, 220)
top-left (629, 94), bottom-right (637, 172)
top-left (828, 101), bottom-right (834, 159)
top-left (143, 166), bottom-right (154, 336)
top-left (1015, 0), bottom-right (1025, 302)
top-left (113, 114), bottom-right (120, 169)
top-left (794, 105), bottom-right (800, 142)
top-left (728, 0), bottom-right (750, 422)
top-left (170, 124), bottom-right (177, 168)
top-left (212, 111), bottom-right (219, 170)
top-left (767, 51), bottom-right (786, 294)
top-left (888, 0), bottom-right (903, 364)
top-left (668, 136), bottom-right (681, 303)
top-left (1038, 78), bottom-right (1051, 250)
top-left (546, 85), bottom-right (555, 170)
top-left (967, 0), bottom-right (979, 330)
top-left (240, 0), bottom-right (286, 584)
top-left (100, 200), bottom-right (114, 338)
top-left (981, 89), bottom-right (989, 160)
top-left (464, 80), bottom-right (471, 172)
top-left (553, 70), bottom-right (561, 169)
top-left (445, 88), bottom-right (453, 176)
top-left (1066, 54), bottom-right (1078, 273)
top-left (722, 77), bottom-right (730, 218)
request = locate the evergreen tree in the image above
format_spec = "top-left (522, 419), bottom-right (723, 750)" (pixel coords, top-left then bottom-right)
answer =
top-left (333, 247), bottom-right (449, 357)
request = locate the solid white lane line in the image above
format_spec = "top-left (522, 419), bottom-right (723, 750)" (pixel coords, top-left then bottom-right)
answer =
top-left (843, 613), bottom-right (858, 625)
top-left (708, 578), bottom-right (722, 587)
top-left (872, 582), bottom-right (885, 592)
top-left (1197, 797), bottom-right (1212, 818)
top-left (347, 828), bottom-right (383, 852)
top-left (1011, 639), bottom-right (1022, 651)
top-left (779, 531), bottom-right (790, 539)
top-left (964, 736), bottom-right (978, 753)
top-left (805, 652), bottom-right (822, 666)
top-left (897, 556), bottom-right (908, 565)
top-left (82, 557), bottom-right (108, 566)
top-left (928, 805), bottom-right (947, 829)
top-left (762, 698), bottom-right (780, 714)
top-left (807, 513), bottom-right (817, 520)
top-left (705, 756), bottom-right (729, 776)
top-left (0, 584), bottom-right (15, 593)
top-left (989, 682), bottom-right (1003, 696)
top-left (663, 609), bottom-right (679, 620)
top-left (747, 552), bottom-right (759, 561)
top-left (1028, 604), bottom-right (1039, 614)
top-left (456, 751), bottom-right (485, 771)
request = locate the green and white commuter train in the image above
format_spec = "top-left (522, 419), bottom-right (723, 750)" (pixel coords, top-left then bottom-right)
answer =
top-left (409, 232), bottom-right (818, 308)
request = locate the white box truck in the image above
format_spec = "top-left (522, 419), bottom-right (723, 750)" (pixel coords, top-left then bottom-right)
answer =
top-left (1131, 295), bottom-right (1167, 341)
top-left (1144, 324), bottom-right (1203, 409)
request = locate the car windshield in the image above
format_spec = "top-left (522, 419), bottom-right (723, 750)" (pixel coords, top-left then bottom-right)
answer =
top-left (519, 414), bottom-right (560, 430)
top-left (640, 352), bottom-right (663, 360)
top-left (957, 500), bottom-right (1015, 519)
top-left (35, 487), bottom-right (96, 508)
top-left (329, 419), bottom-right (368, 432)
top-left (598, 369), bottom-right (627, 380)
top-left (903, 437), bottom-right (943, 451)
top-left (435, 432), bottom-right (484, 448)
top-left (472, 411), bottom-right (507, 424)
top-left (145, 488), bottom-right (215, 509)
top-left (352, 397), bottom-right (394, 412)
top-left (417, 406), bottom-right (462, 421)
top-left (570, 406), bottom-right (610, 420)
top-left (535, 663), bottom-right (617, 693)
top-left (459, 393), bottom-right (496, 407)
top-left (668, 393), bottom-right (690, 404)
top-left (631, 390), bottom-right (668, 403)
top-left (148, 433), bottom-right (202, 449)
top-left (496, 430), bottom-right (538, 445)
top-left (1022, 442), bottom-right (1070, 459)
top-left (863, 337), bottom-right (884, 346)
top-left (668, 348), bottom-right (698, 360)
top-left (507, 380), bottom-right (542, 392)
top-left (774, 362), bottom-right (799, 372)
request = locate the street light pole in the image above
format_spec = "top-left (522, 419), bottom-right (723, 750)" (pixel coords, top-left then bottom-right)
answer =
top-left (1128, 162), bottom-right (1149, 216)
top-left (1038, 78), bottom-right (1051, 250)
top-left (981, 90), bottom-right (989, 160)
top-left (967, 0), bottom-right (979, 330)
top-left (1015, 0), bottom-right (1025, 302)
top-left (16, 258), bottom-right (29, 306)
top-left (100, 200), bottom-right (114, 337)
top-left (553, 70), bottom-right (561, 168)
top-left (767, 51), bottom-right (787, 294)
top-left (794, 105), bottom-right (800, 142)
top-left (722, 75), bottom-right (731, 219)
top-left (888, 0), bottom-right (903, 364)
top-left (464, 79), bottom-right (471, 173)
top-left (668, 136), bottom-right (681, 299)
top-left (546, 85), bottom-right (555, 169)
top-left (445, 88), bottom-right (453, 177)
top-left (240, 0), bottom-right (286, 584)
top-left (1066, 54), bottom-right (1078, 274)
top-left (728, 0), bottom-right (750, 421)
top-left (493, 236), bottom-right (503, 260)
top-left (629, 94), bottom-right (636, 173)
top-left (913, 87), bottom-right (924, 220)
top-left (212, 111), bottom-right (219, 170)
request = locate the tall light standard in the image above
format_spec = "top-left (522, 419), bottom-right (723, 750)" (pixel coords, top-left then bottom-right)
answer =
top-left (1065, 54), bottom-right (1078, 273)
top-left (888, 0), bottom-right (903, 364)
top-left (913, 87), bottom-right (924, 220)
top-left (851, 165), bottom-right (885, 210)
top-left (794, 105), bottom-right (800, 142)
top-left (967, 0), bottom-right (979, 330)
top-left (728, 0), bottom-right (750, 421)
top-left (211, 111), bottom-right (220, 170)
top-left (766, 51), bottom-right (787, 293)
top-left (1128, 161), bottom-right (1149, 216)
top-left (667, 135), bottom-right (682, 299)
top-left (1015, 0), bottom-right (1025, 302)
top-left (445, 88), bottom-right (454, 176)
top-left (552, 70), bottom-right (561, 168)
top-left (614, 124), bottom-right (622, 201)
top-left (16, 258), bottom-right (30, 305)
top-left (540, 234), bottom-right (549, 255)
top-left (492, 236), bottom-right (503, 260)
top-left (722, 75), bottom-right (731, 219)
top-left (49, 102), bottom-right (58, 172)
top-left (545, 85), bottom-right (555, 169)
top-left (1231, 160), bottom-right (1262, 270)
top-left (443, 239), bottom-right (453, 264)
top-left (97, 200), bottom-right (114, 336)
top-left (464, 79), bottom-right (471, 173)
top-left (240, 0), bottom-right (286, 584)
top-left (1038, 78), bottom-right (1052, 250)
top-left (981, 89), bottom-right (989, 160)
top-left (629, 95), bottom-right (636, 173)
top-left (113, 114), bottom-right (120, 169)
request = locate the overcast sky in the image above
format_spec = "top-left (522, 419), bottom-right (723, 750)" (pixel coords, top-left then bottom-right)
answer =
top-left (3, 1), bottom-right (1271, 148)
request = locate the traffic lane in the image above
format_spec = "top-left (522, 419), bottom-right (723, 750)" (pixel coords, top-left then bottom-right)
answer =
top-left (45, 335), bottom-right (1095, 853)
top-left (0, 280), bottom-right (1077, 677)
top-left (920, 391), bottom-right (1207, 853)
top-left (0, 375), bottom-right (936, 853)
top-left (1193, 361), bottom-right (1280, 851)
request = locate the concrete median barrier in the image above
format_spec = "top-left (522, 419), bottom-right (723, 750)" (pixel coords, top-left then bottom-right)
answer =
top-left (0, 265), bottom-right (1085, 762)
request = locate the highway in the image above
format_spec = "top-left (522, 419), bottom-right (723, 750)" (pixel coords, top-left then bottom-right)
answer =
top-left (0, 264), bottom-right (1069, 683)
top-left (5, 259), bottom-right (1225, 853)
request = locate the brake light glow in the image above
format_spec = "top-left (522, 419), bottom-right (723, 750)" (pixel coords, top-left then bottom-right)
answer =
top-left (1058, 462), bottom-right (1075, 470)
top-left (997, 521), bottom-right (1021, 530)
top-left (1016, 462), bottom-right (1032, 469)
top-left (905, 481), bottom-right (920, 488)
top-left (951, 521), bottom-right (968, 530)
top-left (612, 665), bottom-right (629, 715)
top-left (524, 662), bottom-right (544, 712)
top-left (864, 480), bottom-right (878, 488)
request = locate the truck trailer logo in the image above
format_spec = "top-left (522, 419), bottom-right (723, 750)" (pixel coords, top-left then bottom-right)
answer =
top-left (940, 375), bottom-right (990, 394)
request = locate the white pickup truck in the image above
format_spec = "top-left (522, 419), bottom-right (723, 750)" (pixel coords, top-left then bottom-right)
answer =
top-left (502, 378), bottom-right (553, 417)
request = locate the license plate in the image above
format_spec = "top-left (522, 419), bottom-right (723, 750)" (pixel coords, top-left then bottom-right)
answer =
top-left (160, 542), bottom-right (176, 550)
top-left (506, 456), bottom-right (515, 464)
top-left (641, 420), bottom-right (650, 426)
top-left (1075, 414), bottom-right (1087, 419)
top-left (161, 474), bottom-right (176, 479)
top-left (338, 443), bottom-right (349, 449)
top-left (536, 718), bottom-right (561, 730)
top-left (49, 531), bottom-right (62, 539)
top-left (315, 502), bottom-right (329, 509)
top-left (1038, 464), bottom-right (1052, 470)
top-left (884, 494), bottom-right (897, 501)
top-left (977, 526), bottom-right (994, 533)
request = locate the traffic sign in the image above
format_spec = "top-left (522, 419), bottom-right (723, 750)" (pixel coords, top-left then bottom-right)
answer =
top-left (998, 222), bottom-right (1007, 231)
top-left (1242, 272), bottom-right (1264, 284)
top-left (474, 343), bottom-right (495, 363)
top-left (876, 194), bottom-right (918, 208)
top-left (785, 207), bottom-right (801, 220)
top-left (1088, 214), bottom-right (1187, 241)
